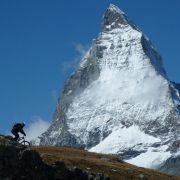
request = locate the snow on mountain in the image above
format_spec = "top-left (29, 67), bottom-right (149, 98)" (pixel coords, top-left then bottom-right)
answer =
top-left (39, 4), bottom-right (180, 175)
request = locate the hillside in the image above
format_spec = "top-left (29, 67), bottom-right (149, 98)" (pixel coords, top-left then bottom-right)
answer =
top-left (1, 135), bottom-right (180, 180)
top-left (34, 146), bottom-right (180, 180)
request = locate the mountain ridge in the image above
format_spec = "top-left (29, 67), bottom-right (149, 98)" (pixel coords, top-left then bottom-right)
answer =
top-left (39, 4), bottom-right (180, 175)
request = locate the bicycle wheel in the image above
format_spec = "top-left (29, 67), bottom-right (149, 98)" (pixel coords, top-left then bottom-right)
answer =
top-left (22, 140), bottom-right (31, 146)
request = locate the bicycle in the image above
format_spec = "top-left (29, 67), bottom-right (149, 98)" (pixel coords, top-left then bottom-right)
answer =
top-left (18, 136), bottom-right (31, 147)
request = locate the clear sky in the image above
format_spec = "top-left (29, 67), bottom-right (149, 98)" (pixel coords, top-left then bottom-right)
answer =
top-left (0, 0), bottom-right (180, 135)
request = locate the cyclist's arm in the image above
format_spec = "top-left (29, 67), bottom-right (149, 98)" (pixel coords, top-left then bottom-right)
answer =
top-left (20, 129), bottom-right (26, 136)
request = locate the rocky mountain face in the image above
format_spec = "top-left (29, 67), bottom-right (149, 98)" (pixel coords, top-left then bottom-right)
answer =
top-left (39, 4), bottom-right (180, 175)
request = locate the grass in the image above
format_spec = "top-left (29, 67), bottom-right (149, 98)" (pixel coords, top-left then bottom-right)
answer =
top-left (33, 146), bottom-right (180, 180)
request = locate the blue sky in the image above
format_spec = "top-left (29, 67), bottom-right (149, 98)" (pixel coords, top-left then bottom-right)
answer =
top-left (0, 0), bottom-right (180, 135)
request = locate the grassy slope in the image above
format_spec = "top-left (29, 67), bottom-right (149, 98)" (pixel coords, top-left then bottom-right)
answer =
top-left (33, 146), bottom-right (180, 180)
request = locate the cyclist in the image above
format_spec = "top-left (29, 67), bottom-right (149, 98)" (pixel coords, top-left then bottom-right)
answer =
top-left (11, 122), bottom-right (26, 141)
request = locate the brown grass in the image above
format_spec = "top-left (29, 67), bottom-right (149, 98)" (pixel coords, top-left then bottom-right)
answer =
top-left (33, 146), bottom-right (180, 180)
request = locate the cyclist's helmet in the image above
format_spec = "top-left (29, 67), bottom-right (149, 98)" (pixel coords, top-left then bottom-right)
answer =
top-left (21, 122), bottom-right (26, 126)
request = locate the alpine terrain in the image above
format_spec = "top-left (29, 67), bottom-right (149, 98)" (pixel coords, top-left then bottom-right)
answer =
top-left (40, 4), bottom-right (180, 175)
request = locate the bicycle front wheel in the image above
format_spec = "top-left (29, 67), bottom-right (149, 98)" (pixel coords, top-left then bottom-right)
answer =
top-left (22, 141), bottom-right (31, 146)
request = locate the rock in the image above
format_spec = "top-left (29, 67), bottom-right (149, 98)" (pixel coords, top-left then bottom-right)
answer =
top-left (159, 155), bottom-right (180, 176)
top-left (138, 174), bottom-right (148, 180)
top-left (71, 167), bottom-right (88, 180)
top-left (0, 145), bottom-right (19, 178)
top-left (102, 4), bottom-right (128, 32)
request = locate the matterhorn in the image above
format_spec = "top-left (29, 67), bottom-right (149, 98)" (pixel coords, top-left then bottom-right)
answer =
top-left (40, 4), bottom-right (180, 175)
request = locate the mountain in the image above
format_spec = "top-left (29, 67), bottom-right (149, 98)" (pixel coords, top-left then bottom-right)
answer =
top-left (1, 135), bottom-right (180, 180)
top-left (39, 4), bottom-right (180, 175)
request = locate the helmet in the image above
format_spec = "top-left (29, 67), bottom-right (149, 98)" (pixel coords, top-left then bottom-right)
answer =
top-left (21, 122), bottom-right (26, 126)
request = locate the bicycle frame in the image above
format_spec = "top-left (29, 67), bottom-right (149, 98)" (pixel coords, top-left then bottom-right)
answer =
top-left (18, 136), bottom-right (31, 146)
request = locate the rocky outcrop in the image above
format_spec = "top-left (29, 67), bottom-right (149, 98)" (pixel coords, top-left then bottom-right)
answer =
top-left (159, 155), bottom-right (180, 176)
top-left (102, 4), bottom-right (128, 31)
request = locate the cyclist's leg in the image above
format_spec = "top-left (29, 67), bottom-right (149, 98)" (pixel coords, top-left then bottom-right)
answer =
top-left (12, 131), bottom-right (19, 141)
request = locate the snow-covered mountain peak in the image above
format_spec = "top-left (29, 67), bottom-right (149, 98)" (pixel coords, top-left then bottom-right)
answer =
top-left (40, 4), bottom-right (180, 176)
top-left (102, 4), bottom-right (137, 32)
top-left (108, 4), bottom-right (125, 15)
top-left (102, 4), bottom-right (128, 31)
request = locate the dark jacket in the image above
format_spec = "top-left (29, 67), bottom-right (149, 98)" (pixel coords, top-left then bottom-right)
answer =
top-left (11, 123), bottom-right (26, 136)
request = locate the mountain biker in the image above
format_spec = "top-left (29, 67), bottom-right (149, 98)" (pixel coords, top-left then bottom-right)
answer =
top-left (11, 122), bottom-right (26, 141)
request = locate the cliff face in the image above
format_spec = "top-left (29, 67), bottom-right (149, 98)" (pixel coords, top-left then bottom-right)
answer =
top-left (39, 4), bottom-right (180, 175)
